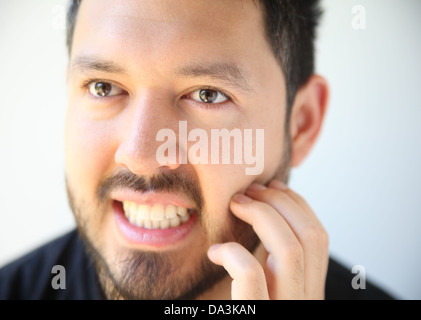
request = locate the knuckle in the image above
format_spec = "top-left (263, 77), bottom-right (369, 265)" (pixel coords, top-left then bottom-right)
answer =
top-left (303, 224), bottom-right (329, 248)
top-left (281, 241), bottom-right (303, 262)
top-left (314, 226), bottom-right (330, 252)
top-left (320, 228), bottom-right (330, 249)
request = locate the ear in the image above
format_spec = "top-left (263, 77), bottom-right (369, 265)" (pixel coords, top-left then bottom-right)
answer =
top-left (289, 75), bottom-right (329, 167)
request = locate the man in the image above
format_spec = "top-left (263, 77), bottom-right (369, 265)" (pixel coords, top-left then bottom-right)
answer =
top-left (0, 0), bottom-right (392, 300)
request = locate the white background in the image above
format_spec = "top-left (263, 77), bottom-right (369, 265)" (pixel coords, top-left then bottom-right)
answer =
top-left (0, 0), bottom-right (420, 299)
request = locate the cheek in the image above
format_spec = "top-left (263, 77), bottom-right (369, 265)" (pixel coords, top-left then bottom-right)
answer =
top-left (64, 108), bottom-right (117, 200)
top-left (195, 164), bottom-right (248, 240)
top-left (248, 100), bottom-right (288, 180)
top-left (262, 122), bottom-right (286, 176)
top-left (194, 123), bottom-right (286, 229)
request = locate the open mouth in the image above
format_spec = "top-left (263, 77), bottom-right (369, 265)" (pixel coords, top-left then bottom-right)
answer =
top-left (122, 201), bottom-right (196, 230)
top-left (112, 197), bottom-right (198, 247)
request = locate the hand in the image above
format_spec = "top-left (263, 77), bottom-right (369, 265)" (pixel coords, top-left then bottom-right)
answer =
top-left (207, 179), bottom-right (329, 300)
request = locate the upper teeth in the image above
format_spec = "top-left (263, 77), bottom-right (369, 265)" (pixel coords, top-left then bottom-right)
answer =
top-left (122, 201), bottom-right (191, 229)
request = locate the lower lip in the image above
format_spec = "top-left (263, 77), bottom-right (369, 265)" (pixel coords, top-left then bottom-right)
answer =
top-left (113, 201), bottom-right (197, 248)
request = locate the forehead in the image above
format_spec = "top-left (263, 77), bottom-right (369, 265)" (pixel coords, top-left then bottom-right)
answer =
top-left (72, 0), bottom-right (269, 69)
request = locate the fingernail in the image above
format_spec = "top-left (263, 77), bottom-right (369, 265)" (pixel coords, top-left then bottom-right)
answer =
top-left (232, 193), bottom-right (253, 204)
top-left (208, 244), bottom-right (221, 252)
top-left (247, 183), bottom-right (267, 192)
top-left (270, 179), bottom-right (289, 191)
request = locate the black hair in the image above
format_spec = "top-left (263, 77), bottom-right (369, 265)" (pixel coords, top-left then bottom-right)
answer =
top-left (66, 0), bottom-right (322, 116)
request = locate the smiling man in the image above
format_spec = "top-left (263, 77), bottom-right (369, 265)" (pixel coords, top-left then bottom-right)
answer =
top-left (0, 0), bottom-right (392, 300)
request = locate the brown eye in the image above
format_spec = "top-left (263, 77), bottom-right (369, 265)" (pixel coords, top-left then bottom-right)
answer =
top-left (193, 89), bottom-right (228, 104)
top-left (88, 81), bottom-right (124, 97)
top-left (199, 89), bottom-right (218, 103)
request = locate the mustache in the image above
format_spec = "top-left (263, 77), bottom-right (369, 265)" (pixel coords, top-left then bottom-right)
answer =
top-left (97, 169), bottom-right (204, 211)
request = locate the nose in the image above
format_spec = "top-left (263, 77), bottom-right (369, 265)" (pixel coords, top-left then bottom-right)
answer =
top-left (114, 91), bottom-right (181, 175)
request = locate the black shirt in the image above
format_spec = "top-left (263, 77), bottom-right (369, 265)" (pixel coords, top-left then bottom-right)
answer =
top-left (0, 230), bottom-right (394, 300)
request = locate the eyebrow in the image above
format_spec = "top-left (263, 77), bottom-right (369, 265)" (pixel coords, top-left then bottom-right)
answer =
top-left (70, 56), bottom-right (253, 93)
top-left (176, 63), bottom-right (253, 93)
top-left (70, 56), bottom-right (127, 74)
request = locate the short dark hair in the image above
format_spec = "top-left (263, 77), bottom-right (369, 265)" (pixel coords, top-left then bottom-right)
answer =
top-left (66, 0), bottom-right (322, 116)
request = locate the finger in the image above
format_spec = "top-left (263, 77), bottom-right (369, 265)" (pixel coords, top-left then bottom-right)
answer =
top-left (246, 183), bottom-right (325, 240)
top-left (268, 180), bottom-right (319, 221)
top-left (207, 242), bottom-right (269, 300)
top-left (245, 182), bottom-right (329, 299)
top-left (230, 194), bottom-right (305, 299)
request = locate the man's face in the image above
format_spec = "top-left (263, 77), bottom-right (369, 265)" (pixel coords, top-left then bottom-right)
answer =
top-left (65, 0), bottom-right (289, 299)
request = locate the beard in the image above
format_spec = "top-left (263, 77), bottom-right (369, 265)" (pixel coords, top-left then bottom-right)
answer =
top-left (66, 134), bottom-right (291, 300)
top-left (67, 169), bottom-right (261, 300)
top-left (77, 217), bottom-right (247, 300)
